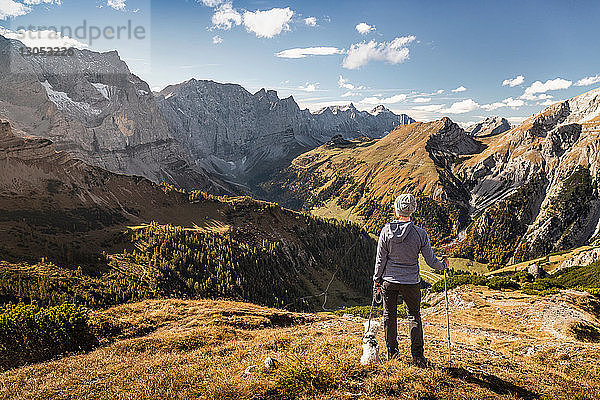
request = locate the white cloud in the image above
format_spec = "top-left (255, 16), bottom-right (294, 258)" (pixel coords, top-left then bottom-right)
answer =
top-left (413, 97), bottom-right (431, 103)
top-left (242, 7), bottom-right (293, 38)
top-left (421, 89), bottom-right (445, 96)
top-left (412, 104), bottom-right (445, 112)
top-left (341, 91), bottom-right (357, 97)
top-left (1, 0), bottom-right (63, 20)
top-left (481, 97), bottom-right (525, 111)
top-left (502, 75), bottom-right (525, 87)
top-left (355, 22), bottom-right (375, 34)
top-left (275, 46), bottom-right (343, 58)
top-left (298, 82), bottom-right (319, 92)
top-left (212, 35), bottom-right (223, 44)
top-left (107, 0), bottom-right (126, 10)
top-left (337, 75), bottom-right (365, 91)
top-left (481, 102), bottom-right (504, 111)
top-left (304, 17), bottom-right (317, 26)
top-left (444, 99), bottom-right (479, 114)
top-left (503, 97), bottom-right (525, 108)
top-left (338, 75), bottom-right (353, 90)
top-left (212, 2), bottom-right (242, 30)
top-left (520, 92), bottom-right (554, 101)
top-left (0, 27), bottom-right (87, 48)
top-left (23, 0), bottom-right (61, 4)
top-left (521, 78), bottom-right (571, 100)
top-left (200, 0), bottom-right (223, 6)
top-left (343, 36), bottom-right (416, 69)
top-left (575, 75), bottom-right (600, 87)
top-left (0, 0), bottom-right (31, 19)
top-left (452, 86), bottom-right (467, 93)
top-left (506, 116), bottom-right (527, 125)
top-left (539, 99), bottom-right (558, 106)
top-left (360, 94), bottom-right (407, 104)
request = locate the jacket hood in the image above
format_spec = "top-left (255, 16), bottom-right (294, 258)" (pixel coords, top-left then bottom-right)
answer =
top-left (388, 221), bottom-right (413, 242)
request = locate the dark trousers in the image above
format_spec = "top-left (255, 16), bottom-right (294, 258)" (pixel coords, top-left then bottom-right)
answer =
top-left (382, 281), bottom-right (424, 359)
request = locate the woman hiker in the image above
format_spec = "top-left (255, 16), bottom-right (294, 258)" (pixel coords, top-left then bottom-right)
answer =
top-left (373, 193), bottom-right (449, 367)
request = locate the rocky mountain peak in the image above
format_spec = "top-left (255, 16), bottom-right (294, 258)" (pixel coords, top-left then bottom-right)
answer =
top-left (465, 116), bottom-right (512, 138)
top-left (564, 86), bottom-right (600, 124)
top-left (427, 117), bottom-right (485, 156)
top-left (370, 105), bottom-right (391, 115)
top-left (253, 88), bottom-right (282, 104)
top-left (156, 79), bottom-right (415, 185)
top-left (324, 104), bottom-right (357, 114)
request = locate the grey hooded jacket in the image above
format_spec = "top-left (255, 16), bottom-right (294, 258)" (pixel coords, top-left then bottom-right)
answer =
top-left (373, 221), bottom-right (446, 285)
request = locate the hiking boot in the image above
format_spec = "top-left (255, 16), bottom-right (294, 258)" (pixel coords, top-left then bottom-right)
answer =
top-left (412, 356), bottom-right (430, 368)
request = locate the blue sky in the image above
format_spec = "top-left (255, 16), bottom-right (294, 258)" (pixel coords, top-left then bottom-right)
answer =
top-left (1, 0), bottom-right (599, 125)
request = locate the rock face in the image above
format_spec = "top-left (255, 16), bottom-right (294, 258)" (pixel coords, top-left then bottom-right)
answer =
top-left (457, 87), bottom-right (600, 263)
top-left (527, 263), bottom-right (547, 279)
top-left (558, 247), bottom-right (600, 271)
top-left (0, 34), bottom-right (231, 194)
top-left (156, 80), bottom-right (310, 184)
top-left (156, 79), bottom-right (414, 185)
top-left (465, 116), bottom-right (511, 138)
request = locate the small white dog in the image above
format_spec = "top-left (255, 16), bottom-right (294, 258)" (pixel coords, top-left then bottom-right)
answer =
top-left (360, 320), bottom-right (382, 365)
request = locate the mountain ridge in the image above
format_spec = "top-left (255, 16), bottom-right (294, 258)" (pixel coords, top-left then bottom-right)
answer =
top-left (156, 78), bottom-right (414, 187)
top-left (0, 33), bottom-right (414, 193)
top-left (261, 87), bottom-right (600, 266)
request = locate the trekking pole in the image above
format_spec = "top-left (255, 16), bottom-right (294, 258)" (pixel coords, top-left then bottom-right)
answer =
top-left (443, 267), bottom-right (451, 365)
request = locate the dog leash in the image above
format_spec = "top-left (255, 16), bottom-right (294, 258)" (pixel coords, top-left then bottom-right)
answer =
top-left (364, 286), bottom-right (383, 338)
top-left (444, 268), bottom-right (452, 365)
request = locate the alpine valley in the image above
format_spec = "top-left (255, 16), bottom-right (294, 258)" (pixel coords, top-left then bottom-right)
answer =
top-left (1, 30), bottom-right (599, 286)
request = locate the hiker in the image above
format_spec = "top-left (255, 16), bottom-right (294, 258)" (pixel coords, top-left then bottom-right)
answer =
top-left (373, 193), bottom-right (449, 367)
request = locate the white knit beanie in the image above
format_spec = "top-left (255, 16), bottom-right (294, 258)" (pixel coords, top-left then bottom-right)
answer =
top-left (394, 194), bottom-right (417, 217)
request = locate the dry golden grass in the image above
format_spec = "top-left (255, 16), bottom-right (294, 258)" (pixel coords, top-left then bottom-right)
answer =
top-left (2, 290), bottom-right (600, 400)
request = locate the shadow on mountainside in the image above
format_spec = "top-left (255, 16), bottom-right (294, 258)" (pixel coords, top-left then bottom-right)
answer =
top-left (443, 367), bottom-right (539, 399)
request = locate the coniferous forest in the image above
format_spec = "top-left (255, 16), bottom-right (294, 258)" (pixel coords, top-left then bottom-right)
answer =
top-left (0, 197), bottom-right (377, 312)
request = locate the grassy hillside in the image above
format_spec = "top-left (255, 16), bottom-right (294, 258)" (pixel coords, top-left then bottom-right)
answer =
top-left (2, 290), bottom-right (600, 399)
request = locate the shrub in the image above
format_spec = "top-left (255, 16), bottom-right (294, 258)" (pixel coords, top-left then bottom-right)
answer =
top-left (431, 274), bottom-right (488, 292)
top-left (522, 278), bottom-right (564, 296)
top-left (570, 322), bottom-right (600, 342)
top-left (0, 302), bottom-right (96, 370)
top-left (513, 270), bottom-right (535, 283)
top-left (553, 261), bottom-right (600, 288)
top-left (487, 276), bottom-right (521, 290)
